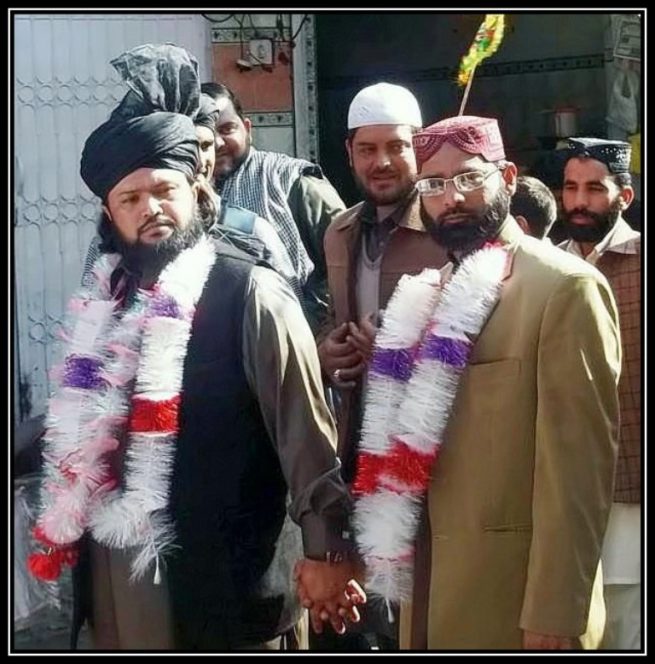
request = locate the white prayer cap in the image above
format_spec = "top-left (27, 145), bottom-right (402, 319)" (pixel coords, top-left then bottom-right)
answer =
top-left (347, 82), bottom-right (422, 130)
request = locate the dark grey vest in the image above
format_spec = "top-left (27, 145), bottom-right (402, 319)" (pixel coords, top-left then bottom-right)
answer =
top-left (166, 242), bottom-right (303, 648)
top-left (72, 242), bottom-right (303, 650)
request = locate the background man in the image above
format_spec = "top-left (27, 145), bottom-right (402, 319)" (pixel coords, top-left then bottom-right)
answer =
top-left (511, 174), bottom-right (558, 241)
top-left (559, 137), bottom-right (641, 650)
top-left (319, 82), bottom-right (447, 483)
top-left (315, 82), bottom-right (447, 650)
top-left (201, 82), bottom-right (346, 331)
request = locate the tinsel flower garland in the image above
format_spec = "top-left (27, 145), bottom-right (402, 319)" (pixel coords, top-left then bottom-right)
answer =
top-left (29, 236), bottom-right (216, 583)
top-left (352, 243), bottom-right (508, 608)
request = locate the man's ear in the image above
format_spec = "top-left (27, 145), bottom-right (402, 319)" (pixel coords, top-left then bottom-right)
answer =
top-left (191, 179), bottom-right (200, 201)
top-left (514, 214), bottom-right (530, 235)
top-left (501, 161), bottom-right (518, 196)
top-left (243, 117), bottom-right (252, 135)
top-left (345, 139), bottom-right (353, 168)
top-left (101, 203), bottom-right (112, 221)
top-left (618, 185), bottom-right (635, 210)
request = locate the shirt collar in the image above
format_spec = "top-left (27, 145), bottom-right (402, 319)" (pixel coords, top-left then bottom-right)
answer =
top-left (360, 190), bottom-right (415, 228)
top-left (563, 217), bottom-right (640, 264)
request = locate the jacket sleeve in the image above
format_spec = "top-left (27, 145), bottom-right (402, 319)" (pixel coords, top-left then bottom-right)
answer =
top-left (520, 272), bottom-right (621, 636)
top-left (288, 174), bottom-right (346, 334)
top-left (242, 265), bottom-right (353, 559)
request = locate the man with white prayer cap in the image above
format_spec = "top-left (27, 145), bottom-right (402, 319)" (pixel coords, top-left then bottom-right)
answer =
top-left (312, 82), bottom-right (447, 650)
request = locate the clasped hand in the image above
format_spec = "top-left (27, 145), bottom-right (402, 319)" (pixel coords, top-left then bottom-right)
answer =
top-left (294, 558), bottom-right (367, 635)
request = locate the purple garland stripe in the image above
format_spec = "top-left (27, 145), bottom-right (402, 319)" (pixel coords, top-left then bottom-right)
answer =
top-left (61, 355), bottom-right (105, 390)
top-left (419, 334), bottom-right (471, 368)
top-left (370, 347), bottom-right (414, 382)
top-left (149, 295), bottom-right (182, 319)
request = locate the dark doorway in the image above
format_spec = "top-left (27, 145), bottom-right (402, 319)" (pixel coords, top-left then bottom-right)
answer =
top-left (315, 12), bottom-right (610, 207)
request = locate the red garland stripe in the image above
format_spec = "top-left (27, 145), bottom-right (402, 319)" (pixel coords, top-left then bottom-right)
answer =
top-left (129, 395), bottom-right (181, 433)
top-left (353, 440), bottom-right (439, 496)
top-left (386, 438), bottom-right (438, 489)
top-left (353, 453), bottom-right (387, 495)
top-left (27, 543), bottom-right (78, 581)
top-left (27, 552), bottom-right (62, 581)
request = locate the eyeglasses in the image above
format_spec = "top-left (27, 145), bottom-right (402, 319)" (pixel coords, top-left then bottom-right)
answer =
top-left (415, 167), bottom-right (501, 197)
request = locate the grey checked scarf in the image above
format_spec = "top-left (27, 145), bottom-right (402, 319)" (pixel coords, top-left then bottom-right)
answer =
top-left (216, 148), bottom-right (322, 299)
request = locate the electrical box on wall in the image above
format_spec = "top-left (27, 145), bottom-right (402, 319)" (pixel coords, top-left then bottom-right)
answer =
top-left (248, 38), bottom-right (273, 66)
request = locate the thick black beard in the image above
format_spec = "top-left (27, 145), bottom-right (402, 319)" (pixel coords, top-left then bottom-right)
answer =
top-left (420, 187), bottom-right (511, 254)
top-left (561, 199), bottom-right (622, 244)
top-left (108, 208), bottom-right (206, 280)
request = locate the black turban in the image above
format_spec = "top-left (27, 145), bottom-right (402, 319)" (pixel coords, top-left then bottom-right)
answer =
top-left (107, 43), bottom-right (222, 133)
top-left (80, 112), bottom-right (199, 200)
top-left (109, 43), bottom-right (200, 120)
top-left (562, 137), bottom-right (631, 174)
top-left (195, 93), bottom-right (221, 130)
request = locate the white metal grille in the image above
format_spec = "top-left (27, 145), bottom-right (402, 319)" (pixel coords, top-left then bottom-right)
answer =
top-left (13, 13), bottom-right (211, 421)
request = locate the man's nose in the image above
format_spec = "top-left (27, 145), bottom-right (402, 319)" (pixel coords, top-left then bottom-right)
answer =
top-left (442, 180), bottom-right (465, 208)
top-left (143, 195), bottom-right (162, 218)
top-left (572, 190), bottom-right (589, 209)
top-left (374, 151), bottom-right (392, 169)
top-left (214, 134), bottom-right (226, 151)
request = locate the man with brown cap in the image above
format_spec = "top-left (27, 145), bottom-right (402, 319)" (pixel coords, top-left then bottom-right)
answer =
top-left (559, 137), bottom-right (641, 650)
top-left (352, 115), bottom-right (622, 650)
top-left (26, 60), bottom-right (365, 650)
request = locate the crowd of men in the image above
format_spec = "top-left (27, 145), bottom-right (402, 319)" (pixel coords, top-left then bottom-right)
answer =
top-left (18, 42), bottom-right (641, 652)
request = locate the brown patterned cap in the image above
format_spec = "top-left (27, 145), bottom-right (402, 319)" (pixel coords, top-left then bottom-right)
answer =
top-left (413, 115), bottom-right (505, 169)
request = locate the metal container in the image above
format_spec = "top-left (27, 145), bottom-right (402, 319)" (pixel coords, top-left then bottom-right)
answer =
top-left (553, 108), bottom-right (578, 137)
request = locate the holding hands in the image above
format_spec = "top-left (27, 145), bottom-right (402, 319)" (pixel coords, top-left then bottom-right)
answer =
top-left (294, 557), bottom-right (367, 635)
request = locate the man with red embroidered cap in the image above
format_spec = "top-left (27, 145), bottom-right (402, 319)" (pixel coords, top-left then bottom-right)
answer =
top-left (559, 137), bottom-right (641, 650)
top-left (26, 60), bottom-right (365, 649)
top-left (350, 115), bottom-right (622, 649)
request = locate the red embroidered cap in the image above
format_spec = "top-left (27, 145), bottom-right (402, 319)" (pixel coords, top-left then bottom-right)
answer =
top-left (413, 115), bottom-right (505, 170)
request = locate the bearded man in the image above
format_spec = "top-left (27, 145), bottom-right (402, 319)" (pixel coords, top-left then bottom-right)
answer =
top-left (318, 82), bottom-right (447, 482)
top-left (27, 98), bottom-right (364, 650)
top-left (201, 82), bottom-right (345, 333)
top-left (559, 138), bottom-right (641, 650)
top-left (81, 43), bottom-right (296, 293)
top-left (348, 115), bottom-right (622, 650)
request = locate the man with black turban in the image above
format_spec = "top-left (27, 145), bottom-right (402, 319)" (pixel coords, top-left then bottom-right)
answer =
top-left (27, 49), bottom-right (365, 651)
top-left (558, 138), bottom-right (641, 650)
top-left (81, 43), bottom-right (296, 289)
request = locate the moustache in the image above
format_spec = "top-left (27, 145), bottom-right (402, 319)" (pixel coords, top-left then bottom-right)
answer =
top-left (565, 208), bottom-right (604, 224)
top-left (437, 206), bottom-right (477, 223)
top-left (370, 167), bottom-right (397, 177)
top-left (139, 218), bottom-right (175, 236)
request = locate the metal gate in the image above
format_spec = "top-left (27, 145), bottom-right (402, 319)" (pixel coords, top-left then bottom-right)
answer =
top-left (12, 13), bottom-right (211, 422)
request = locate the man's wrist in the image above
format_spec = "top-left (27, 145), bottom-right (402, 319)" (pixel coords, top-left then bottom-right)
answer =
top-left (306, 550), bottom-right (355, 564)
